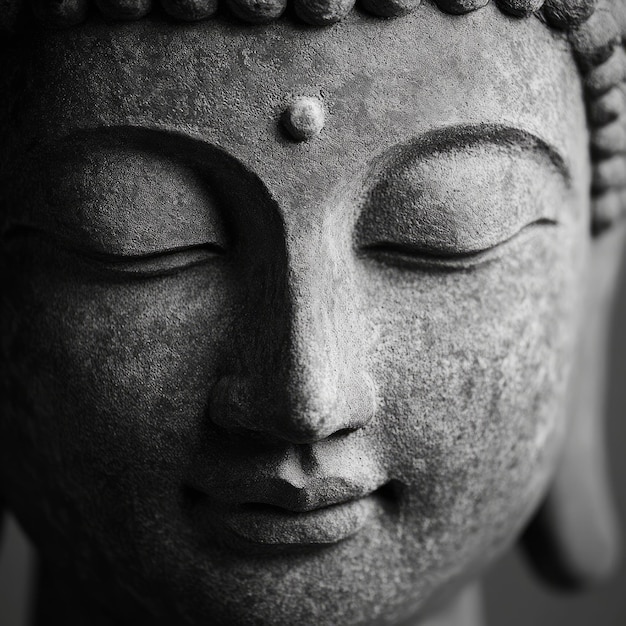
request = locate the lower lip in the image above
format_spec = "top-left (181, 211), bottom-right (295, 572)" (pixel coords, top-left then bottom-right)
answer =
top-left (223, 496), bottom-right (381, 547)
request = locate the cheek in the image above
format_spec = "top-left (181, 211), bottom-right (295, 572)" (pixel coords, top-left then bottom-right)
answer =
top-left (364, 226), bottom-right (588, 566)
top-left (0, 254), bottom-right (236, 556)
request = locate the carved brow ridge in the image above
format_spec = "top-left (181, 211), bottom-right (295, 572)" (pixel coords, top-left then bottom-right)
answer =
top-left (404, 123), bottom-right (572, 187)
top-left (38, 122), bottom-right (570, 188)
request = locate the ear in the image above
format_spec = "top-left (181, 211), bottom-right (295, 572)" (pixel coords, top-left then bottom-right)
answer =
top-left (520, 222), bottom-right (626, 589)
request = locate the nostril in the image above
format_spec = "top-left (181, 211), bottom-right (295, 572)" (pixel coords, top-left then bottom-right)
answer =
top-left (332, 427), bottom-right (358, 439)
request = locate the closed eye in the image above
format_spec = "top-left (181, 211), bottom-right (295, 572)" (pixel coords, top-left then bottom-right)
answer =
top-left (359, 218), bottom-right (557, 272)
top-left (3, 225), bottom-right (225, 278)
top-left (74, 243), bottom-right (225, 278)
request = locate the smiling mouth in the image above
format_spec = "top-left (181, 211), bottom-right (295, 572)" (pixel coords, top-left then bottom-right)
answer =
top-left (220, 482), bottom-right (399, 548)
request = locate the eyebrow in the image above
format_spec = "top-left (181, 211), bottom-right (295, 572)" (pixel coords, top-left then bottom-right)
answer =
top-left (405, 123), bottom-right (571, 186)
top-left (40, 125), bottom-right (226, 168)
top-left (30, 122), bottom-right (571, 192)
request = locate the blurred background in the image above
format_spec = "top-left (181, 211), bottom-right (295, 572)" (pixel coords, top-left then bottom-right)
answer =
top-left (1, 255), bottom-right (625, 626)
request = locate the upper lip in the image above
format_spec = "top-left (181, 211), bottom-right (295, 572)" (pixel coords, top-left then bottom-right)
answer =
top-left (196, 475), bottom-right (387, 513)
top-left (244, 476), bottom-right (379, 512)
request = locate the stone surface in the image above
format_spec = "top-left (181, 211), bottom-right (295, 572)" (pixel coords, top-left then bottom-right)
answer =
top-left (496, 0), bottom-right (544, 17)
top-left (31, 0), bottom-right (89, 27)
top-left (0, 2), bottom-right (624, 626)
top-left (281, 96), bottom-right (326, 141)
top-left (95, 0), bottom-right (153, 19)
top-left (359, 0), bottom-right (421, 18)
top-left (227, 0), bottom-right (288, 23)
top-left (3, 0), bottom-right (615, 27)
top-left (161, 0), bottom-right (219, 19)
top-left (589, 87), bottom-right (625, 126)
top-left (543, 0), bottom-right (598, 29)
top-left (294, 0), bottom-right (356, 24)
top-left (569, 7), bottom-right (620, 71)
top-left (433, 0), bottom-right (490, 14)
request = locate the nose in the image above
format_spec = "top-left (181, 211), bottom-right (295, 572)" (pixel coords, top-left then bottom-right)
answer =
top-left (210, 368), bottom-right (377, 445)
top-left (209, 243), bottom-right (377, 445)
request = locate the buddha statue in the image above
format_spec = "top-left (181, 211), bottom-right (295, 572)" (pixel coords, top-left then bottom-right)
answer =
top-left (0, 0), bottom-right (625, 624)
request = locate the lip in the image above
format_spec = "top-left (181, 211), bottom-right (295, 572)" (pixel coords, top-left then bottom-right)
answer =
top-left (188, 474), bottom-right (395, 549)
top-left (226, 475), bottom-right (385, 511)
top-left (222, 493), bottom-right (383, 546)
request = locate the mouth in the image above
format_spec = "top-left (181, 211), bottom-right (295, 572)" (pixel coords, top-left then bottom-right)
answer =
top-left (187, 473), bottom-right (400, 552)
top-left (217, 481), bottom-right (399, 548)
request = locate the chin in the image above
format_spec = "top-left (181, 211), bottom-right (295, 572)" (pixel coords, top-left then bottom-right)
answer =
top-left (99, 472), bottom-right (553, 626)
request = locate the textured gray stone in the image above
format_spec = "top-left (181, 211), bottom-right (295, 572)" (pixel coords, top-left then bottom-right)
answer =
top-left (161, 0), bottom-right (219, 20)
top-left (0, 2), bottom-right (625, 625)
top-left (282, 96), bottom-right (326, 141)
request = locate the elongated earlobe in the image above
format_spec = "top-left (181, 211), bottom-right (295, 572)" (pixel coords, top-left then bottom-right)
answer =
top-left (520, 223), bottom-right (626, 588)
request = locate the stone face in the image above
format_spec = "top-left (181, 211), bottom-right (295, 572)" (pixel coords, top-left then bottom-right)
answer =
top-left (0, 2), bottom-right (623, 626)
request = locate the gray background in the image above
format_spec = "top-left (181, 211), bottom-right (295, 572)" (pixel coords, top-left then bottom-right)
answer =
top-left (1, 255), bottom-right (625, 626)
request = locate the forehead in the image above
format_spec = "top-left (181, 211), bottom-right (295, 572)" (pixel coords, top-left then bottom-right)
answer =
top-left (13, 4), bottom-right (586, 215)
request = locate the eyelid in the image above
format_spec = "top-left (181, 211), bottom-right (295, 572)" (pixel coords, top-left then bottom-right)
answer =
top-left (359, 218), bottom-right (557, 272)
top-left (78, 242), bottom-right (224, 263)
top-left (76, 244), bottom-right (225, 278)
top-left (4, 225), bottom-right (225, 278)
